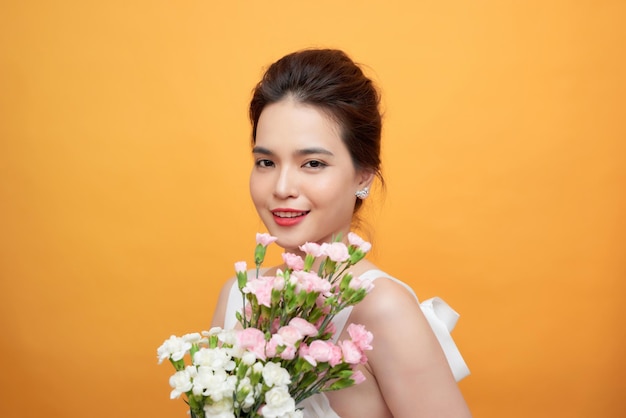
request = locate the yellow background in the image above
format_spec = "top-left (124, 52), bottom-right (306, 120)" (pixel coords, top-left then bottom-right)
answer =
top-left (1, 1), bottom-right (624, 417)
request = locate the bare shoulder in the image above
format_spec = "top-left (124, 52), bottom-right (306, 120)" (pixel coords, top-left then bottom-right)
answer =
top-left (351, 272), bottom-right (423, 325)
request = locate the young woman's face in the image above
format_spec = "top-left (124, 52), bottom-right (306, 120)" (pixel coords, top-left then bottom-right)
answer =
top-left (249, 97), bottom-right (371, 253)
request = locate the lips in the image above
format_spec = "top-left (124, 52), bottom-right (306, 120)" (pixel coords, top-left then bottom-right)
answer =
top-left (271, 209), bottom-right (310, 226)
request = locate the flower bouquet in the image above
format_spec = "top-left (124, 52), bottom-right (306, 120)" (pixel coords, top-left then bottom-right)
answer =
top-left (157, 232), bottom-right (375, 418)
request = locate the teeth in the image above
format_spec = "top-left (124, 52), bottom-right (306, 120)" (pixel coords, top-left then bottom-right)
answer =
top-left (273, 211), bottom-right (306, 218)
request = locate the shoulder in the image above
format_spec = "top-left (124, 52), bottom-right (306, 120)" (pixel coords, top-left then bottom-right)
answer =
top-left (352, 273), bottom-right (423, 326)
top-left (349, 271), bottom-right (441, 365)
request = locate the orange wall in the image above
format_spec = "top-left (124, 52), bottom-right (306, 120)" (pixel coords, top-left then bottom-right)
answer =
top-left (1, 1), bottom-right (624, 417)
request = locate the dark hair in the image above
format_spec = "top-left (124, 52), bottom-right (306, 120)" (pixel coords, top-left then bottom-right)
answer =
top-left (249, 49), bottom-right (383, 213)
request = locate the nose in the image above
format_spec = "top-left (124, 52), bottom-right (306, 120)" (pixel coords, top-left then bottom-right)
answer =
top-left (273, 166), bottom-right (299, 199)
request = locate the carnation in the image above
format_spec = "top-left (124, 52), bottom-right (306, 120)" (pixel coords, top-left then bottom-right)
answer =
top-left (299, 242), bottom-right (323, 257)
top-left (321, 242), bottom-right (350, 262)
top-left (256, 233), bottom-right (278, 246)
top-left (262, 386), bottom-right (296, 418)
top-left (262, 361), bottom-right (292, 387)
top-left (157, 335), bottom-right (192, 364)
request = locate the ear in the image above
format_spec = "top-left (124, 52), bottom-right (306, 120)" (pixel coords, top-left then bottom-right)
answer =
top-left (356, 169), bottom-right (376, 189)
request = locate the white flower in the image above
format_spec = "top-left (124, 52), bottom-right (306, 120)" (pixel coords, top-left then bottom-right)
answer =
top-left (191, 366), bottom-right (212, 397)
top-left (194, 368), bottom-right (237, 402)
top-left (193, 347), bottom-right (235, 372)
top-left (262, 386), bottom-right (296, 418)
top-left (217, 328), bottom-right (238, 346)
top-left (168, 366), bottom-right (195, 399)
top-left (203, 396), bottom-right (235, 418)
top-left (182, 332), bottom-right (202, 344)
top-left (241, 392), bottom-right (256, 409)
top-left (157, 335), bottom-right (192, 363)
top-left (203, 327), bottom-right (223, 336)
top-left (236, 377), bottom-right (256, 409)
top-left (241, 350), bottom-right (257, 366)
top-left (262, 362), bottom-right (291, 388)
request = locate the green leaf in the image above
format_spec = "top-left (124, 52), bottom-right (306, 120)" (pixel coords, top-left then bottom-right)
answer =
top-left (328, 378), bottom-right (355, 391)
top-left (298, 371), bottom-right (319, 387)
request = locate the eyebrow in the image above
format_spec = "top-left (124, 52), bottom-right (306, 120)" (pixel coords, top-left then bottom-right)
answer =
top-left (252, 146), bottom-right (334, 157)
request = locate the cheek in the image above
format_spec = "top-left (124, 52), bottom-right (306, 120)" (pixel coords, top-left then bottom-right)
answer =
top-left (312, 179), bottom-right (356, 210)
top-left (313, 175), bottom-right (355, 197)
top-left (249, 174), bottom-right (263, 205)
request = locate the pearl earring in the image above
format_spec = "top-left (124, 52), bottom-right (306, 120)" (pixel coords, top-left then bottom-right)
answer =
top-left (355, 186), bottom-right (369, 199)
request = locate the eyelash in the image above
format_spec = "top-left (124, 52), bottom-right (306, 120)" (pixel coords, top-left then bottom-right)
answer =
top-left (303, 160), bottom-right (327, 169)
top-left (255, 159), bottom-right (274, 168)
top-left (254, 159), bottom-right (327, 169)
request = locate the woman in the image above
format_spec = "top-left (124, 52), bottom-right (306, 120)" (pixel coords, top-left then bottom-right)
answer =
top-left (211, 49), bottom-right (471, 418)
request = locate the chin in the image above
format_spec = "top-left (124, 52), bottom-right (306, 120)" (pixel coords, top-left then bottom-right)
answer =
top-left (273, 235), bottom-right (304, 253)
top-left (265, 229), bottom-right (310, 253)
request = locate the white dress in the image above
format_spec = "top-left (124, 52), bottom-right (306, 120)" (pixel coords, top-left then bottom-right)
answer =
top-left (223, 269), bottom-right (470, 418)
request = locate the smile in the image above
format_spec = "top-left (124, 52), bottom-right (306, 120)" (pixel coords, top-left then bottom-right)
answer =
top-left (271, 210), bottom-right (310, 226)
top-left (272, 211), bottom-right (309, 218)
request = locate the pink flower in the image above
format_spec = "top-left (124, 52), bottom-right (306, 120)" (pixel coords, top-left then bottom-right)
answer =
top-left (265, 334), bottom-right (283, 358)
top-left (267, 332), bottom-right (297, 359)
top-left (266, 334), bottom-right (280, 358)
top-left (347, 323), bottom-right (373, 351)
top-left (282, 252), bottom-right (304, 271)
top-left (291, 271), bottom-right (331, 294)
top-left (351, 370), bottom-right (366, 385)
top-left (347, 232), bottom-right (365, 247)
top-left (349, 275), bottom-right (375, 293)
top-left (234, 261), bottom-right (247, 273)
top-left (256, 232), bottom-right (278, 246)
top-left (299, 242), bottom-right (323, 257)
top-left (328, 343), bottom-right (343, 367)
top-left (300, 340), bottom-right (343, 367)
top-left (307, 340), bottom-right (335, 363)
top-left (321, 242), bottom-right (350, 262)
top-left (277, 325), bottom-right (303, 346)
top-left (339, 340), bottom-right (363, 364)
top-left (359, 242), bottom-right (372, 253)
top-left (288, 317), bottom-right (318, 337)
top-left (279, 345), bottom-right (297, 360)
top-left (347, 232), bottom-right (372, 253)
top-left (298, 343), bottom-right (310, 361)
top-left (236, 328), bottom-right (266, 360)
top-left (272, 274), bottom-right (285, 291)
top-left (242, 276), bottom-right (274, 307)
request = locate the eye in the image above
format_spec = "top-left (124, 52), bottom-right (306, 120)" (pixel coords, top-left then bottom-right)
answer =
top-left (303, 160), bottom-right (327, 169)
top-left (255, 159), bottom-right (274, 168)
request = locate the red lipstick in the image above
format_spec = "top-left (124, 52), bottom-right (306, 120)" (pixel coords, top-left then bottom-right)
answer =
top-left (271, 208), bottom-right (309, 227)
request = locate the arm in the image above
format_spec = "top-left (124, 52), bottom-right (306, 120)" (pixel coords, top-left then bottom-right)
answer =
top-left (210, 277), bottom-right (236, 329)
top-left (355, 277), bottom-right (472, 418)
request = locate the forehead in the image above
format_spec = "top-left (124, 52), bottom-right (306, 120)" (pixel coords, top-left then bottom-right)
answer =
top-left (255, 99), bottom-right (345, 151)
